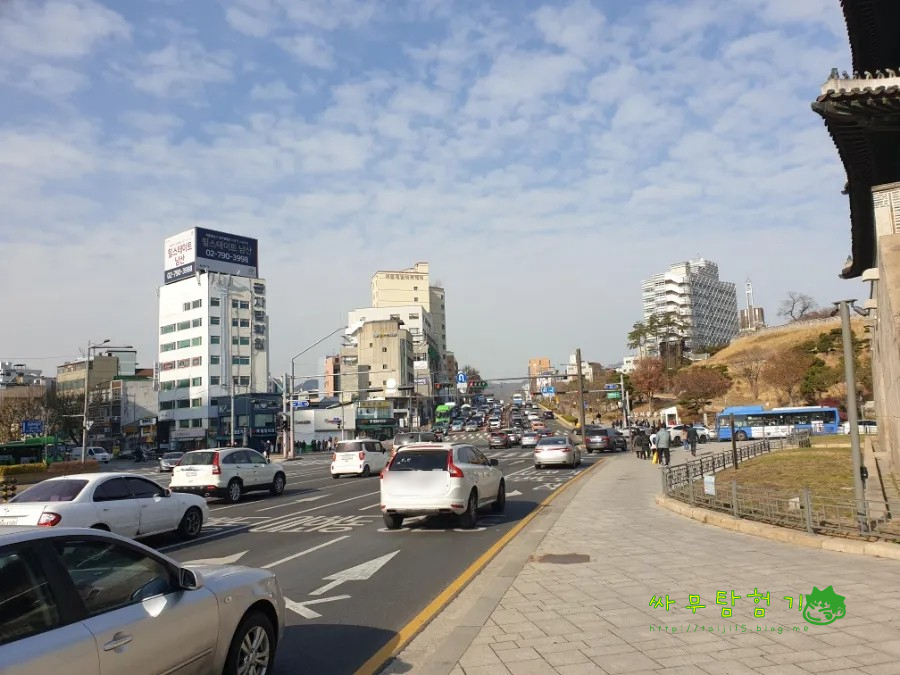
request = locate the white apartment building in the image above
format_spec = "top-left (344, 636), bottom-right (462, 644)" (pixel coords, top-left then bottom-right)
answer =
top-left (158, 270), bottom-right (269, 450)
top-left (565, 354), bottom-right (594, 382)
top-left (641, 258), bottom-right (739, 353)
top-left (618, 356), bottom-right (638, 374)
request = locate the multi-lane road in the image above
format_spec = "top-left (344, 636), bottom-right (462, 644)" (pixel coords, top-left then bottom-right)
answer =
top-left (102, 421), bottom-right (603, 674)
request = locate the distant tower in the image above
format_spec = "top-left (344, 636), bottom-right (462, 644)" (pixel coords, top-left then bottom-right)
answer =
top-left (745, 279), bottom-right (755, 330)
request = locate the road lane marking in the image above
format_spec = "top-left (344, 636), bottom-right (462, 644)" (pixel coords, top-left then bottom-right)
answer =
top-left (309, 550), bottom-right (400, 595)
top-left (285, 595), bottom-right (351, 619)
top-left (261, 535), bottom-right (351, 569)
top-left (256, 494), bottom-right (328, 512)
top-left (354, 456), bottom-right (608, 675)
top-left (358, 503), bottom-right (381, 510)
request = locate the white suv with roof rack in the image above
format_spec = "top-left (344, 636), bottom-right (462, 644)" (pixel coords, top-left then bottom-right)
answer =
top-left (169, 447), bottom-right (287, 503)
top-left (380, 441), bottom-right (505, 530)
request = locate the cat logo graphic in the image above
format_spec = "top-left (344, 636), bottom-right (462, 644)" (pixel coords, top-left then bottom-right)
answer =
top-left (803, 586), bottom-right (846, 626)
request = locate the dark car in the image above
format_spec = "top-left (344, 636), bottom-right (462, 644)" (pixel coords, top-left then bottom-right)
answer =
top-left (583, 426), bottom-right (626, 453)
top-left (488, 431), bottom-right (511, 449)
top-left (392, 432), bottom-right (440, 450)
top-left (542, 410), bottom-right (554, 420)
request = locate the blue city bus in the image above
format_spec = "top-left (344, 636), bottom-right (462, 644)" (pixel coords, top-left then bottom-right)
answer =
top-left (512, 393), bottom-right (524, 406)
top-left (716, 405), bottom-right (841, 441)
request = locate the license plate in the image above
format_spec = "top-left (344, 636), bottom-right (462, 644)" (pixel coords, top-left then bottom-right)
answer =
top-left (0, 518), bottom-right (18, 525)
top-left (184, 470), bottom-right (197, 476)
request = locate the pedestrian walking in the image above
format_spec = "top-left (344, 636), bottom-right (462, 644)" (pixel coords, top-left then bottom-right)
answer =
top-left (656, 426), bottom-right (672, 467)
top-left (635, 429), bottom-right (650, 460)
top-left (685, 424), bottom-right (699, 457)
top-left (648, 427), bottom-right (659, 462)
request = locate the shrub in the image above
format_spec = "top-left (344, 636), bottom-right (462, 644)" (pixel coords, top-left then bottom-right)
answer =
top-left (561, 414), bottom-right (578, 424)
top-left (0, 462), bottom-right (47, 477)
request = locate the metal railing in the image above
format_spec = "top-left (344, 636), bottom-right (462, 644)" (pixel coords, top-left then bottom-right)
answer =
top-left (661, 430), bottom-right (900, 541)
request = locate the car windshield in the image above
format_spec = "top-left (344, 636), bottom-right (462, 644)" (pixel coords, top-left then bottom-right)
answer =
top-left (179, 451), bottom-right (218, 465)
top-left (163, 453), bottom-right (183, 460)
top-left (393, 434), bottom-right (418, 445)
top-left (11, 479), bottom-right (88, 503)
top-left (585, 427), bottom-right (606, 436)
top-left (390, 450), bottom-right (448, 471)
top-left (537, 438), bottom-right (568, 446)
top-left (523, 432), bottom-right (537, 438)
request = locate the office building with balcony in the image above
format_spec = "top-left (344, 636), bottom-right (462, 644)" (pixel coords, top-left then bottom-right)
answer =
top-left (641, 258), bottom-right (739, 354)
top-left (158, 228), bottom-right (269, 451)
top-left (528, 357), bottom-right (554, 395)
top-left (86, 370), bottom-right (159, 453)
top-left (57, 350), bottom-right (136, 400)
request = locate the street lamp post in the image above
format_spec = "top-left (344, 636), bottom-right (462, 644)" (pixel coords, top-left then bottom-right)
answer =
top-left (81, 340), bottom-right (132, 463)
top-left (288, 326), bottom-right (347, 459)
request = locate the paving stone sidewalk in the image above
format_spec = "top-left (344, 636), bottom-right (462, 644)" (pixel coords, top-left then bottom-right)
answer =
top-left (444, 452), bottom-right (900, 674)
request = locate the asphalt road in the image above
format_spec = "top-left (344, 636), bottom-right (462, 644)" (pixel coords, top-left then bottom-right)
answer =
top-left (105, 421), bottom-right (605, 674)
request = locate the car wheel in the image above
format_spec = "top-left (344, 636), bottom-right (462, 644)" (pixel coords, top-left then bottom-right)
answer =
top-left (491, 480), bottom-right (506, 513)
top-left (535, 463), bottom-right (542, 470)
top-left (736, 431), bottom-right (748, 441)
top-left (225, 479), bottom-right (242, 504)
top-left (700, 436), bottom-right (708, 444)
top-left (458, 491), bottom-right (478, 529)
top-left (332, 473), bottom-right (340, 480)
top-left (177, 507), bottom-right (203, 540)
top-left (223, 610), bottom-right (275, 675)
top-left (586, 449), bottom-right (593, 454)
top-left (383, 513), bottom-right (404, 530)
top-left (361, 465), bottom-right (371, 477)
top-left (270, 472), bottom-right (286, 496)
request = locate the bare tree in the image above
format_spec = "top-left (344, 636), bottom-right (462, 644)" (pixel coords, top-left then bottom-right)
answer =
top-left (732, 349), bottom-right (767, 399)
top-left (778, 292), bottom-right (818, 322)
top-left (762, 348), bottom-right (813, 405)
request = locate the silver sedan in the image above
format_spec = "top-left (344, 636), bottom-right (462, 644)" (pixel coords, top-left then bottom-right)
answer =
top-left (534, 436), bottom-right (581, 469)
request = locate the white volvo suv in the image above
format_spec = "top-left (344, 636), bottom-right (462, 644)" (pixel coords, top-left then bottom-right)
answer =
top-left (169, 447), bottom-right (287, 503)
top-left (380, 442), bottom-right (505, 530)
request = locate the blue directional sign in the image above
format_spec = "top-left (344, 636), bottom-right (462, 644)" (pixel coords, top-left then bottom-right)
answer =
top-left (21, 420), bottom-right (43, 435)
top-left (456, 372), bottom-right (468, 384)
top-left (291, 400), bottom-right (310, 409)
top-left (604, 384), bottom-right (620, 390)
top-left (541, 385), bottom-right (556, 395)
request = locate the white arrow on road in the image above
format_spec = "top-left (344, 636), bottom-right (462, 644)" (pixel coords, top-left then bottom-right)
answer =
top-left (285, 595), bottom-right (350, 619)
top-left (256, 494), bottom-right (328, 512)
top-left (310, 550), bottom-right (400, 596)
top-left (507, 490), bottom-right (523, 497)
top-left (183, 550), bottom-right (248, 566)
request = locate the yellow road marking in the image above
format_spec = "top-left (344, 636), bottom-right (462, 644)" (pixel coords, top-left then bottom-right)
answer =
top-left (354, 457), bottom-right (607, 675)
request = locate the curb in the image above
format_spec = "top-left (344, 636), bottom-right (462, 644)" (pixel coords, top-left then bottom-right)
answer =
top-left (655, 494), bottom-right (900, 561)
top-left (360, 456), bottom-right (609, 675)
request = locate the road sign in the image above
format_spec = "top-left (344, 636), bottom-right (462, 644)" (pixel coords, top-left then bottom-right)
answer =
top-left (604, 384), bottom-right (620, 390)
top-left (291, 400), bottom-right (310, 409)
top-left (21, 420), bottom-right (44, 435)
top-left (541, 386), bottom-right (555, 395)
top-left (456, 372), bottom-right (468, 384)
top-left (606, 392), bottom-right (621, 399)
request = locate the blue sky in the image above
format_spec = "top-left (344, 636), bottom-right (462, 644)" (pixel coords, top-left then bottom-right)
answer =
top-left (0, 0), bottom-right (866, 379)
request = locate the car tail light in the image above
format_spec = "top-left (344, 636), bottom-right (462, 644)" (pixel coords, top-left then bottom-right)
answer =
top-left (447, 452), bottom-right (464, 478)
top-left (38, 512), bottom-right (61, 527)
top-left (212, 452), bottom-right (221, 475)
top-left (332, 453), bottom-right (336, 461)
top-left (358, 451), bottom-right (366, 460)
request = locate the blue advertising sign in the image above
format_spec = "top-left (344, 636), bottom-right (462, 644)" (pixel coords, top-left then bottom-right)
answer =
top-left (164, 227), bottom-right (259, 284)
top-left (541, 386), bottom-right (556, 395)
top-left (456, 372), bottom-right (468, 384)
top-left (21, 420), bottom-right (43, 435)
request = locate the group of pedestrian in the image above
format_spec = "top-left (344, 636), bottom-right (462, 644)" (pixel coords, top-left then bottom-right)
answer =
top-left (629, 422), bottom-right (699, 467)
top-left (297, 437), bottom-right (340, 453)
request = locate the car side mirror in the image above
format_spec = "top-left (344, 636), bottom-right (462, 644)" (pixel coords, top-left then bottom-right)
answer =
top-left (266, 458), bottom-right (271, 463)
top-left (163, 488), bottom-right (172, 497)
top-left (489, 458), bottom-right (499, 466)
top-left (179, 567), bottom-right (204, 590)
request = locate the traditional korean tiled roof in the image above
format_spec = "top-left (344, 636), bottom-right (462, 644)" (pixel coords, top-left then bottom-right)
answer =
top-left (840, 0), bottom-right (900, 75)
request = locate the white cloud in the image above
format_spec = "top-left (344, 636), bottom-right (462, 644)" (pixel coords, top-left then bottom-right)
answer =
top-left (249, 80), bottom-right (296, 101)
top-left (13, 63), bottom-right (88, 97)
top-left (533, 0), bottom-right (606, 60)
top-left (275, 34), bottom-right (334, 69)
top-left (0, 0), bottom-right (129, 60)
top-left (130, 42), bottom-right (233, 98)
top-left (119, 111), bottom-right (184, 134)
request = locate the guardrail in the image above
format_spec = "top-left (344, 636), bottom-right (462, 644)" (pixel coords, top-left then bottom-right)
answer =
top-left (661, 430), bottom-right (900, 540)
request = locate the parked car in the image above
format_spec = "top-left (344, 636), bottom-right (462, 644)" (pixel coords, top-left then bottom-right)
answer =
top-left (158, 452), bottom-right (184, 472)
top-left (380, 442), bottom-right (505, 530)
top-left (331, 439), bottom-right (389, 478)
top-left (1, 473), bottom-right (209, 540)
top-left (534, 436), bottom-right (581, 469)
top-left (583, 426), bottom-right (626, 453)
top-left (488, 431), bottom-right (511, 449)
top-left (169, 447), bottom-right (286, 503)
top-left (841, 420), bottom-right (878, 435)
top-left (0, 525), bottom-right (285, 675)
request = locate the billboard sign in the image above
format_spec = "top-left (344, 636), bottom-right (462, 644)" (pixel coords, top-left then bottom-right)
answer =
top-left (413, 360), bottom-right (428, 371)
top-left (164, 227), bottom-right (259, 284)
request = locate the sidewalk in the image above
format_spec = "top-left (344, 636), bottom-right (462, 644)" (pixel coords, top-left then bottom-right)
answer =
top-left (384, 451), bottom-right (900, 674)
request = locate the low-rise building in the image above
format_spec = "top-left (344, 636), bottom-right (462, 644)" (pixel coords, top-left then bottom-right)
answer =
top-left (86, 370), bottom-right (158, 453)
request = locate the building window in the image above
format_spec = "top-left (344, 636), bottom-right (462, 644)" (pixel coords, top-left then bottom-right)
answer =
top-left (177, 359), bottom-right (190, 369)
top-left (177, 320), bottom-right (190, 331)
top-left (210, 398), bottom-right (219, 406)
top-left (254, 324), bottom-right (265, 335)
top-left (161, 361), bottom-right (176, 371)
top-left (383, 364), bottom-right (388, 369)
top-left (183, 302), bottom-right (191, 312)
top-left (161, 342), bottom-right (176, 352)
top-left (232, 337), bottom-right (250, 346)
top-left (178, 419), bottom-right (190, 428)
top-left (210, 335), bottom-right (220, 345)
top-left (160, 401), bottom-right (175, 411)
top-left (160, 381), bottom-right (175, 391)
top-left (191, 337), bottom-right (202, 347)
top-left (191, 377), bottom-right (202, 386)
top-left (382, 347), bottom-right (387, 352)
top-left (160, 324), bottom-right (176, 335)
top-left (231, 299), bottom-right (239, 308)
top-left (177, 378), bottom-right (190, 388)
top-left (231, 318), bottom-right (250, 328)
top-left (239, 376), bottom-right (250, 386)
top-left (176, 399), bottom-right (190, 409)
top-left (237, 415), bottom-right (249, 427)
top-left (414, 297), bottom-right (418, 302)
top-left (210, 376), bottom-right (220, 385)
top-left (409, 313), bottom-right (419, 319)
top-left (191, 356), bottom-right (202, 366)
top-left (253, 283), bottom-right (265, 295)
top-left (210, 297), bottom-right (220, 307)
top-left (192, 300), bottom-right (202, 309)
top-left (210, 355), bottom-right (220, 365)
top-left (191, 397), bottom-right (202, 407)
top-left (177, 339), bottom-right (190, 349)
top-left (210, 316), bottom-right (220, 325)
top-left (192, 318), bottom-right (202, 328)
top-left (190, 418), bottom-right (202, 428)
top-left (231, 356), bottom-right (250, 365)
top-left (239, 301), bottom-right (249, 310)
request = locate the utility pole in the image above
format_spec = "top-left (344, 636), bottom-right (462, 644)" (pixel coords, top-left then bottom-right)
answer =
top-left (229, 380), bottom-right (236, 447)
top-left (619, 370), bottom-right (628, 428)
top-left (575, 349), bottom-right (587, 441)
top-left (282, 372), bottom-right (290, 459)
top-left (837, 300), bottom-right (868, 532)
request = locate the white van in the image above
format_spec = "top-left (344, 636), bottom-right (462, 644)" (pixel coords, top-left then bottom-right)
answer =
top-left (331, 439), bottom-right (389, 478)
top-left (71, 446), bottom-right (112, 463)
